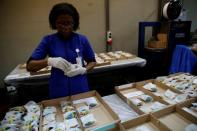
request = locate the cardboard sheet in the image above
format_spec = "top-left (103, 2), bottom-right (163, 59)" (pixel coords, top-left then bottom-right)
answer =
top-left (103, 94), bottom-right (139, 122)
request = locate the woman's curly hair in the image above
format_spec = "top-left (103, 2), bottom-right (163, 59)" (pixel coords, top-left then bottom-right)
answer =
top-left (49, 2), bottom-right (79, 31)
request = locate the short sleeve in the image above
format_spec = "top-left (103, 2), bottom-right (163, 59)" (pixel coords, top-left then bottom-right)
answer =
top-left (29, 36), bottom-right (49, 60)
top-left (82, 36), bottom-right (96, 63)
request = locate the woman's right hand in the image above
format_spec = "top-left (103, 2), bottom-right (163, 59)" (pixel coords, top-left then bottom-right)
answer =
top-left (47, 57), bottom-right (72, 72)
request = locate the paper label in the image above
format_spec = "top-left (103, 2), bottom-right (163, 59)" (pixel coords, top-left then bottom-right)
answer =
top-left (76, 57), bottom-right (82, 66)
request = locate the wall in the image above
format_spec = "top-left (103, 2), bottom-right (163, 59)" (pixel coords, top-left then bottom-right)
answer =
top-left (183, 0), bottom-right (197, 32)
top-left (0, 0), bottom-right (158, 88)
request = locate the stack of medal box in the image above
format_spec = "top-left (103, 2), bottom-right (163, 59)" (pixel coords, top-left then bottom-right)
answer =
top-left (0, 91), bottom-right (120, 131)
top-left (39, 91), bottom-right (120, 131)
top-left (1, 73), bottom-right (196, 131)
top-left (38, 73), bottom-right (196, 131)
top-left (114, 73), bottom-right (197, 131)
top-left (18, 51), bottom-right (134, 75)
top-left (95, 51), bottom-right (135, 67)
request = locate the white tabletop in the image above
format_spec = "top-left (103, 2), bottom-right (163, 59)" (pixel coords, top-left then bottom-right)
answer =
top-left (4, 57), bottom-right (146, 85)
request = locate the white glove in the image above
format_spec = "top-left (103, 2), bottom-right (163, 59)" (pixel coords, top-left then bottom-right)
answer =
top-left (65, 64), bottom-right (86, 77)
top-left (47, 57), bottom-right (71, 72)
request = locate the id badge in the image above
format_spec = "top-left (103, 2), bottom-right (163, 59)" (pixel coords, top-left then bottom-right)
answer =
top-left (76, 56), bottom-right (83, 66)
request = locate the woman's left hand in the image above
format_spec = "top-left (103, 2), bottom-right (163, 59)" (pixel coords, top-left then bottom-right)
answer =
top-left (65, 64), bottom-right (86, 77)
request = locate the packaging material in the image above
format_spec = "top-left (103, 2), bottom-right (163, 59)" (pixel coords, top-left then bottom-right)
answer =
top-left (80, 113), bottom-right (96, 128)
top-left (150, 102), bottom-right (166, 111)
top-left (0, 101), bottom-right (41, 131)
top-left (73, 97), bottom-right (99, 109)
top-left (164, 89), bottom-right (177, 99)
top-left (63, 110), bottom-right (77, 120)
top-left (174, 94), bottom-right (188, 103)
top-left (42, 106), bottom-right (57, 116)
top-left (130, 98), bottom-right (143, 106)
top-left (140, 95), bottom-right (153, 102)
top-left (60, 101), bottom-right (75, 113)
top-left (64, 118), bottom-right (79, 129)
top-left (43, 113), bottom-right (56, 125)
top-left (142, 83), bottom-right (157, 92)
top-left (77, 106), bottom-right (90, 117)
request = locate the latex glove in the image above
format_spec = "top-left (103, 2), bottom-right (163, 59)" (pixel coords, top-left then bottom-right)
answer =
top-left (65, 64), bottom-right (86, 77)
top-left (47, 57), bottom-right (71, 72)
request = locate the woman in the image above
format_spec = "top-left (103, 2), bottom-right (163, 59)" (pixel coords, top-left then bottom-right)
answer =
top-left (26, 2), bottom-right (96, 98)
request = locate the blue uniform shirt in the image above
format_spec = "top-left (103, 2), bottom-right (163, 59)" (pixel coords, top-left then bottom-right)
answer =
top-left (30, 32), bottom-right (95, 98)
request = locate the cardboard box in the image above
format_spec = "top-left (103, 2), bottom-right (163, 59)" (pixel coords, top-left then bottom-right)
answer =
top-left (108, 123), bottom-right (125, 131)
top-left (30, 66), bottom-right (51, 75)
top-left (152, 105), bottom-right (197, 131)
top-left (95, 61), bottom-right (111, 67)
top-left (19, 63), bottom-right (26, 69)
top-left (40, 91), bottom-right (120, 131)
top-left (148, 40), bottom-right (167, 49)
top-left (120, 114), bottom-right (170, 131)
top-left (157, 33), bottom-right (167, 42)
top-left (39, 97), bottom-right (76, 131)
top-left (107, 52), bottom-right (127, 61)
top-left (71, 91), bottom-right (120, 131)
top-left (95, 55), bottom-right (111, 67)
top-left (156, 73), bottom-right (197, 94)
top-left (98, 53), bottom-right (116, 62)
top-left (136, 79), bottom-right (184, 104)
top-left (147, 33), bottom-right (167, 49)
top-left (18, 63), bottom-right (51, 75)
top-left (116, 51), bottom-right (136, 59)
top-left (115, 83), bottom-right (169, 114)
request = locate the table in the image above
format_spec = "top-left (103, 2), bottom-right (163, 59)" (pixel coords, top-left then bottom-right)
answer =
top-left (4, 57), bottom-right (146, 85)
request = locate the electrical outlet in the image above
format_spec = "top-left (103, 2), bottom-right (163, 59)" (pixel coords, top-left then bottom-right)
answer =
top-left (7, 86), bottom-right (16, 92)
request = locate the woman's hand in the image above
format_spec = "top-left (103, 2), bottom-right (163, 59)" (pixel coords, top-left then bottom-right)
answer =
top-left (48, 57), bottom-right (72, 72)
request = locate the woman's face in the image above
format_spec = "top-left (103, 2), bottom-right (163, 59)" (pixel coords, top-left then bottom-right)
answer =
top-left (56, 14), bottom-right (74, 38)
